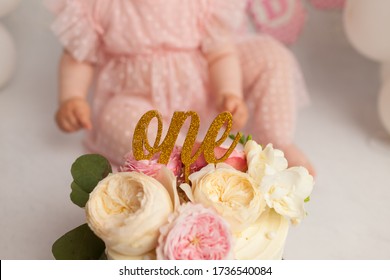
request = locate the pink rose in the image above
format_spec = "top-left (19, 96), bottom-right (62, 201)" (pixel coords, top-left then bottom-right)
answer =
top-left (156, 203), bottom-right (233, 260)
top-left (221, 147), bottom-right (248, 172)
top-left (120, 146), bottom-right (182, 178)
top-left (191, 143), bottom-right (247, 173)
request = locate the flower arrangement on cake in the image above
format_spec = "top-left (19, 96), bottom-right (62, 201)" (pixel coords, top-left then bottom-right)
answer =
top-left (52, 110), bottom-right (314, 260)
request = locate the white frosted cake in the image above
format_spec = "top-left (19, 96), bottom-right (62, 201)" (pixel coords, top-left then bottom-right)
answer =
top-left (52, 110), bottom-right (314, 260)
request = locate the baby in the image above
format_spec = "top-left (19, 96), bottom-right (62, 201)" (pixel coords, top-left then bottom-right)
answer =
top-left (50, 0), bottom-right (315, 175)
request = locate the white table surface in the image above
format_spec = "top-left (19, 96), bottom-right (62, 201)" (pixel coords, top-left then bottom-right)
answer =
top-left (1, 1), bottom-right (390, 260)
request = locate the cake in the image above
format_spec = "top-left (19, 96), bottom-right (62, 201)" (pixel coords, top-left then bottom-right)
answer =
top-left (52, 110), bottom-right (314, 260)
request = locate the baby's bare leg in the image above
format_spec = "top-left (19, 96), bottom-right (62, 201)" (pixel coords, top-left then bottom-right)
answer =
top-left (282, 144), bottom-right (316, 177)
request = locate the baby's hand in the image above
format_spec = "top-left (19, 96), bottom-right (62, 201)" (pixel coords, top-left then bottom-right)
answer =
top-left (220, 94), bottom-right (248, 130)
top-left (55, 97), bottom-right (92, 132)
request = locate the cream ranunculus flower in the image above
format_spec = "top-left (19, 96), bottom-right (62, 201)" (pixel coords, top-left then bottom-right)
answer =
top-left (244, 140), bottom-right (288, 185)
top-left (184, 163), bottom-right (266, 232)
top-left (260, 167), bottom-right (314, 224)
top-left (86, 169), bottom-right (175, 259)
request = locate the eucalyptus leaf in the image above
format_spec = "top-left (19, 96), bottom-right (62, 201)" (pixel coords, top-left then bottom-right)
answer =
top-left (52, 224), bottom-right (105, 260)
top-left (70, 181), bottom-right (89, 208)
top-left (71, 154), bottom-right (112, 193)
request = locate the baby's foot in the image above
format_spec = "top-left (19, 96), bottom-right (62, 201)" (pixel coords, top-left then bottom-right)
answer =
top-left (281, 144), bottom-right (316, 177)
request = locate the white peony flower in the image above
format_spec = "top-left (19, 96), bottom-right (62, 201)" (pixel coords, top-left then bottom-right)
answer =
top-left (260, 167), bottom-right (314, 224)
top-left (85, 169), bottom-right (176, 258)
top-left (244, 140), bottom-right (288, 186)
top-left (183, 163), bottom-right (266, 232)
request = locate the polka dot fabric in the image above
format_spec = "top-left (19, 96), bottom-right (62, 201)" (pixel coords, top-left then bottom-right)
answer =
top-left (238, 35), bottom-right (302, 148)
top-left (50, 0), bottom-right (309, 165)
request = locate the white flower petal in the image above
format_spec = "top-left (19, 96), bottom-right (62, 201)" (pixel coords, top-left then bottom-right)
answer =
top-left (156, 167), bottom-right (180, 211)
top-left (259, 167), bottom-right (314, 223)
top-left (179, 183), bottom-right (195, 202)
top-left (244, 141), bottom-right (288, 186)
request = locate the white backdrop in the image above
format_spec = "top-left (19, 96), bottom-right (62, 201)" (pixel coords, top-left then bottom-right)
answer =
top-left (1, 0), bottom-right (390, 259)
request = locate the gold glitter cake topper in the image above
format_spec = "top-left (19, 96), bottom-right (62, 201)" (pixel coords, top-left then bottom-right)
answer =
top-left (132, 110), bottom-right (242, 182)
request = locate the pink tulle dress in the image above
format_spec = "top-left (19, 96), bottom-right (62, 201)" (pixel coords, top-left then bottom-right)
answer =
top-left (49, 0), bottom-right (308, 165)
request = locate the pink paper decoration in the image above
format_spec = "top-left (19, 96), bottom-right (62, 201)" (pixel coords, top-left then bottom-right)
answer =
top-left (247, 0), bottom-right (345, 45)
top-left (247, 0), bottom-right (306, 45)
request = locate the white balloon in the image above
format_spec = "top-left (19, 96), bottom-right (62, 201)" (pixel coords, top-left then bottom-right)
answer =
top-left (344, 0), bottom-right (390, 62)
top-left (378, 81), bottom-right (390, 135)
top-left (0, 24), bottom-right (16, 89)
top-left (344, 1), bottom-right (390, 136)
top-left (0, 0), bottom-right (20, 18)
top-left (379, 64), bottom-right (390, 135)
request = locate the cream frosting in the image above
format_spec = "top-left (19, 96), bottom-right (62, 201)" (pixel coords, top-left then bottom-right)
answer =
top-left (234, 208), bottom-right (289, 260)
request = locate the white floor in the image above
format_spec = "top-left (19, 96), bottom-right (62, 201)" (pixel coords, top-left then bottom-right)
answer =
top-left (1, 1), bottom-right (390, 260)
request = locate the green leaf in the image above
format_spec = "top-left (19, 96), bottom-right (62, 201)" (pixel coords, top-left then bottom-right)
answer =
top-left (71, 154), bottom-right (112, 194)
top-left (229, 133), bottom-right (254, 145)
top-left (70, 181), bottom-right (89, 208)
top-left (52, 224), bottom-right (105, 260)
top-left (304, 196), bottom-right (311, 203)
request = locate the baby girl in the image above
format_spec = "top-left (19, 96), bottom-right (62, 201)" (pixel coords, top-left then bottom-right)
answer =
top-left (50, 0), bottom-right (315, 175)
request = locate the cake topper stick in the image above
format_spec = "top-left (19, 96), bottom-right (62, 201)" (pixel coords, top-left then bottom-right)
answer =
top-left (132, 110), bottom-right (242, 182)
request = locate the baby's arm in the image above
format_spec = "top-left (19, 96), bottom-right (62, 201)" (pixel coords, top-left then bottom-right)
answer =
top-left (205, 43), bottom-right (248, 130)
top-left (55, 51), bottom-right (95, 132)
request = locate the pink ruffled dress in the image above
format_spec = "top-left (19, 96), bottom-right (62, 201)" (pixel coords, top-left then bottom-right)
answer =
top-left (49, 0), bottom-right (308, 165)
